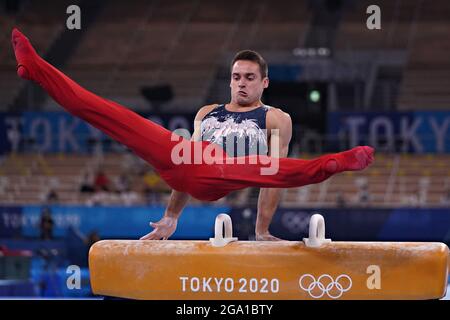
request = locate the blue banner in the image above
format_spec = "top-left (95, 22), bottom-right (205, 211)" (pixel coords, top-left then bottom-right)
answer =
top-left (268, 65), bottom-right (303, 81)
top-left (0, 206), bottom-right (23, 238)
top-left (3, 111), bottom-right (449, 153)
top-left (2, 206), bottom-right (450, 245)
top-left (19, 205), bottom-right (228, 239)
top-left (327, 111), bottom-right (450, 153)
top-left (0, 112), bottom-right (195, 153)
top-left (228, 207), bottom-right (450, 244)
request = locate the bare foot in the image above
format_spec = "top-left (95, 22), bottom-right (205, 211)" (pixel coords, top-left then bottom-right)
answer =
top-left (255, 233), bottom-right (283, 241)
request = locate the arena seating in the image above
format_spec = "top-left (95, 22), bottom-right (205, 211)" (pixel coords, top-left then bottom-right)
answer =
top-left (1, 0), bottom-right (449, 112)
top-left (0, 0), bottom-right (448, 207)
top-left (0, 0), bottom-right (71, 109)
top-left (1, 152), bottom-right (448, 208)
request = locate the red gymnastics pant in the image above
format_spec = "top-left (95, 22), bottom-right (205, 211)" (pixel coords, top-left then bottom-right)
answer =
top-left (11, 28), bottom-right (374, 201)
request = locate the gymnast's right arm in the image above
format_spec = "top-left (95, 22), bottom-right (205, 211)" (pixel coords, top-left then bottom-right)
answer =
top-left (139, 104), bottom-right (217, 240)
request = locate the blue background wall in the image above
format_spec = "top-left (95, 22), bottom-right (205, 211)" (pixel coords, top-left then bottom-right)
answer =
top-left (2, 205), bottom-right (449, 244)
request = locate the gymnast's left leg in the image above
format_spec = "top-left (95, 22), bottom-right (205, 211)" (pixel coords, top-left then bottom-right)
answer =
top-left (183, 145), bottom-right (374, 201)
top-left (11, 28), bottom-right (185, 186)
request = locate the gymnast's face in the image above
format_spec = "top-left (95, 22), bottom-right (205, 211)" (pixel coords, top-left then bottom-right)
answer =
top-left (230, 60), bottom-right (269, 107)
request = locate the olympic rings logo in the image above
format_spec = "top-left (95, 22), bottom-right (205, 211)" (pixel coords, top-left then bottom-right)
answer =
top-left (281, 211), bottom-right (310, 234)
top-left (298, 274), bottom-right (352, 299)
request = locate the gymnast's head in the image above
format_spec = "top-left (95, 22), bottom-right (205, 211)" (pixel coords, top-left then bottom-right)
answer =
top-left (230, 50), bottom-right (269, 107)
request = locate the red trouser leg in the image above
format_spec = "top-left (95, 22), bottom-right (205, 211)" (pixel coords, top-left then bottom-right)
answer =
top-left (184, 148), bottom-right (374, 201)
top-left (12, 28), bottom-right (374, 201)
top-left (12, 29), bottom-right (180, 173)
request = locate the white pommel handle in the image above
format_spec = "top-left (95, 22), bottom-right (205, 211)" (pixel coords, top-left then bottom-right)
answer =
top-left (303, 213), bottom-right (331, 248)
top-left (209, 213), bottom-right (238, 247)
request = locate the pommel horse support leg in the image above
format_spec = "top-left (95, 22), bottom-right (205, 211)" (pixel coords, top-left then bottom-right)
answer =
top-left (89, 214), bottom-right (449, 300)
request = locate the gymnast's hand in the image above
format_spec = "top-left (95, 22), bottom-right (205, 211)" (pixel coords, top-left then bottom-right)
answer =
top-left (140, 216), bottom-right (178, 240)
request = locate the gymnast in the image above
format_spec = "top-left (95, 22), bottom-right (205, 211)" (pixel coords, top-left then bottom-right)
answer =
top-left (11, 28), bottom-right (374, 241)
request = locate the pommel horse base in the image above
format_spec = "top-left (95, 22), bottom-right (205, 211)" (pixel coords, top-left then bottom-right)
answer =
top-left (89, 214), bottom-right (449, 300)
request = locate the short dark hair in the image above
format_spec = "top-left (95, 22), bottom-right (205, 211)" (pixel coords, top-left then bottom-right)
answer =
top-left (231, 50), bottom-right (268, 78)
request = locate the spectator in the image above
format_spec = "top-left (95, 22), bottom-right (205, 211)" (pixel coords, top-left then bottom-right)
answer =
top-left (335, 189), bottom-right (347, 208)
top-left (142, 168), bottom-right (170, 204)
top-left (80, 172), bottom-right (95, 193)
top-left (39, 207), bottom-right (54, 240)
top-left (86, 230), bottom-right (101, 248)
top-left (41, 177), bottom-right (60, 204)
top-left (115, 171), bottom-right (131, 194)
top-left (0, 176), bottom-right (8, 196)
top-left (94, 169), bottom-right (111, 192)
top-left (86, 190), bottom-right (110, 206)
top-left (441, 186), bottom-right (450, 206)
top-left (356, 183), bottom-right (371, 207)
top-left (353, 177), bottom-right (371, 207)
top-left (120, 187), bottom-right (141, 206)
top-left (417, 177), bottom-right (430, 207)
top-left (45, 188), bottom-right (59, 204)
top-left (406, 178), bottom-right (430, 207)
top-left (121, 151), bottom-right (142, 175)
top-left (405, 187), bottom-right (420, 207)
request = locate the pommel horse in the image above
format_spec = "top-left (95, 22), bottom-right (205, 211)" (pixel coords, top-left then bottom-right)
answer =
top-left (89, 214), bottom-right (449, 300)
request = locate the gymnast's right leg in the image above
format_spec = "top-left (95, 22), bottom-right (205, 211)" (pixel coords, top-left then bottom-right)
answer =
top-left (11, 28), bottom-right (180, 173)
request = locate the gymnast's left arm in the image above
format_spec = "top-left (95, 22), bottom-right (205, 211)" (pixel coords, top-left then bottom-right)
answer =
top-left (255, 109), bottom-right (292, 240)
